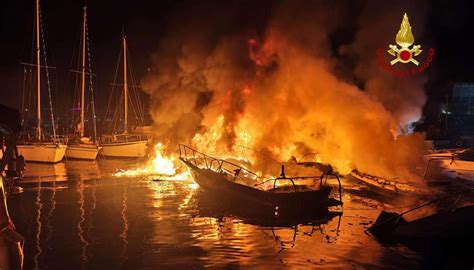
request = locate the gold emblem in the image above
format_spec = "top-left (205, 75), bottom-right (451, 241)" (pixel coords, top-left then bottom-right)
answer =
top-left (388, 13), bottom-right (422, 65)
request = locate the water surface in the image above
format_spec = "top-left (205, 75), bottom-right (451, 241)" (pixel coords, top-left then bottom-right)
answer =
top-left (6, 160), bottom-right (465, 269)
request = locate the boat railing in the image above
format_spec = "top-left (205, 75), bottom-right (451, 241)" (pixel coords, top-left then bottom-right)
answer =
top-left (253, 170), bottom-right (342, 198)
top-left (179, 144), bottom-right (343, 200)
top-left (179, 144), bottom-right (260, 182)
top-left (17, 133), bottom-right (68, 145)
top-left (51, 134), bottom-right (68, 144)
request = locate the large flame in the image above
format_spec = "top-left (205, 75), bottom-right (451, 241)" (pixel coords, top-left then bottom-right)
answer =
top-left (114, 142), bottom-right (190, 180)
top-left (141, 2), bottom-right (429, 183)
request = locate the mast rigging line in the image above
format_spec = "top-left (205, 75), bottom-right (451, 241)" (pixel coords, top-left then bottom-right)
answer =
top-left (104, 44), bottom-right (123, 133)
top-left (64, 17), bottom-right (83, 132)
top-left (39, 5), bottom-right (58, 141)
top-left (20, 62), bottom-right (56, 69)
top-left (126, 52), bottom-right (146, 127)
top-left (86, 13), bottom-right (98, 141)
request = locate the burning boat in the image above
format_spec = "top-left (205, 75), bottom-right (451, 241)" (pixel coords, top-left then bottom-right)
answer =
top-left (178, 144), bottom-right (342, 215)
top-left (350, 170), bottom-right (432, 196)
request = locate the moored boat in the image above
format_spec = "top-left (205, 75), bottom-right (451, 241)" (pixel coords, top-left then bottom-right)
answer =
top-left (17, 0), bottom-right (67, 163)
top-left (425, 148), bottom-right (474, 173)
top-left (99, 32), bottom-right (149, 158)
top-left (64, 6), bottom-right (101, 160)
top-left (66, 143), bottom-right (101, 160)
top-left (369, 200), bottom-right (474, 255)
top-left (17, 143), bottom-right (67, 163)
top-left (424, 148), bottom-right (474, 180)
top-left (100, 134), bottom-right (147, 158)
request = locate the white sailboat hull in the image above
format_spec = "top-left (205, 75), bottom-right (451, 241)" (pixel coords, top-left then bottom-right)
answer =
top-left (17, 143), bottom-right (67, 163)
top-left (100, 140), bottom-right (148, 158)
top-left (424, 152), bottom-right (474, 181)
top-left (66, 144), bottom-right (102, 160)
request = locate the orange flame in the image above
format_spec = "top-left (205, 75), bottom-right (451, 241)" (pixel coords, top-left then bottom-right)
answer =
top-left (114, 142), bottom-right (190, 180)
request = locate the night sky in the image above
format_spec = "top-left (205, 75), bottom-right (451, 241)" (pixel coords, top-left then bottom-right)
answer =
top-left (1, 0), bottom-right (474, 122)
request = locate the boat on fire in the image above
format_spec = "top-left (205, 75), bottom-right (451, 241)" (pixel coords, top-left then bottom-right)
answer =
top-left (178, 144), bottom-right (342, 215)
top-left (350, 170), bottom-right (432, 196)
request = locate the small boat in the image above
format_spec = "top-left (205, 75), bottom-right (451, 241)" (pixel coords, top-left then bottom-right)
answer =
top-left (99, 33), bottom-right (148, 158)
top-left (66, 140), bottom-right (101, 160)
top-left (65, 6), bottom-right (100, 160)
top-left (369, 199), bottom-right (474, 257)
top-left (393, 204), bottom-right (474, 241)
top-left (17, 0), bottom-right (67, 163)
top-left (178, 144), bottom-right (342, 215)
top-left (66, 142), bottom-right (101, 160)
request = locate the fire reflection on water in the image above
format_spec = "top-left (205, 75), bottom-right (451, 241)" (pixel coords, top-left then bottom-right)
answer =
top-left (7, 160), bottom-right (425, 269)
top-left (87, 180), bottom-right (97, 262)
top-left (44, 182), bottom-right (56, 263)
top-left (33, 180), bottom-right (42, 270)
top-left (77, 179), bottom-right (88, 267)
top-left (119, 185), bottom-right (129, 266)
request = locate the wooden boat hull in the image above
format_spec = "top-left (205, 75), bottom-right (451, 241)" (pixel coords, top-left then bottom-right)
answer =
top-left (66, 144), bottom-right (101, 160)
top-left (181, 159), bottom-right (338, 214)
top-left (100, 140), bottom-right (147, 158)
top-left (17, 143), bottom-right (67, 163)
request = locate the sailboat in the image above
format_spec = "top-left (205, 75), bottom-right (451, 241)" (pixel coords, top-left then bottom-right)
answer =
top-left (17, 0), bottom-right (67, 163)
top-left (100, 33), bottom-right (148, 158)
top-left (65, 6), bottom-right (101, 160)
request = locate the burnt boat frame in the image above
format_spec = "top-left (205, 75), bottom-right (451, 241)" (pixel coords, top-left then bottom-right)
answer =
top-left (179, 144), bottom-right (342, 214)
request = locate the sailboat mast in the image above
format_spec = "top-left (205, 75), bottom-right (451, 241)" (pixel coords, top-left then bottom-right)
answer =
top-left (122, 33), bottom-right (128, 134)
top-left (80, 6), bottom-right (87, 137)
top-left (36, 0), bottom-right (42, 140)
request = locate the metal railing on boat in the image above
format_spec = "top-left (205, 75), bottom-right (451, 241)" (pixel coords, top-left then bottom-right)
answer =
top-left (179, 144), bottom-right (343, 202)
top-left (179, 144), bottom-right (259, 181)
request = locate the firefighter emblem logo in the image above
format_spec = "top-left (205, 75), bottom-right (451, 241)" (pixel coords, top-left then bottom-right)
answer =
top-left (388, 13), bottom-right (422, 65)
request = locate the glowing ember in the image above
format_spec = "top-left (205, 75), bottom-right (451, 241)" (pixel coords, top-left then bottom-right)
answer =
top-left (114, 142), bottom-right (189, 180)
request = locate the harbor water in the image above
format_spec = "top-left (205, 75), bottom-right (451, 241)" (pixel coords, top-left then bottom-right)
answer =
top-left (6, 159), bottom-right (467, 269)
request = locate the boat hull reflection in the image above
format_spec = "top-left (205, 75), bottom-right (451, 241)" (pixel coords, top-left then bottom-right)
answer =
top-left (190, 187), bottom-right (342, 227)
top-left (182, 159), bottom-right (341, 216)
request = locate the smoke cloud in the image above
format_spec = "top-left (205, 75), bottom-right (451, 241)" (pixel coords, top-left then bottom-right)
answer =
top-left (141, 0), bottom-right (430, 182)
